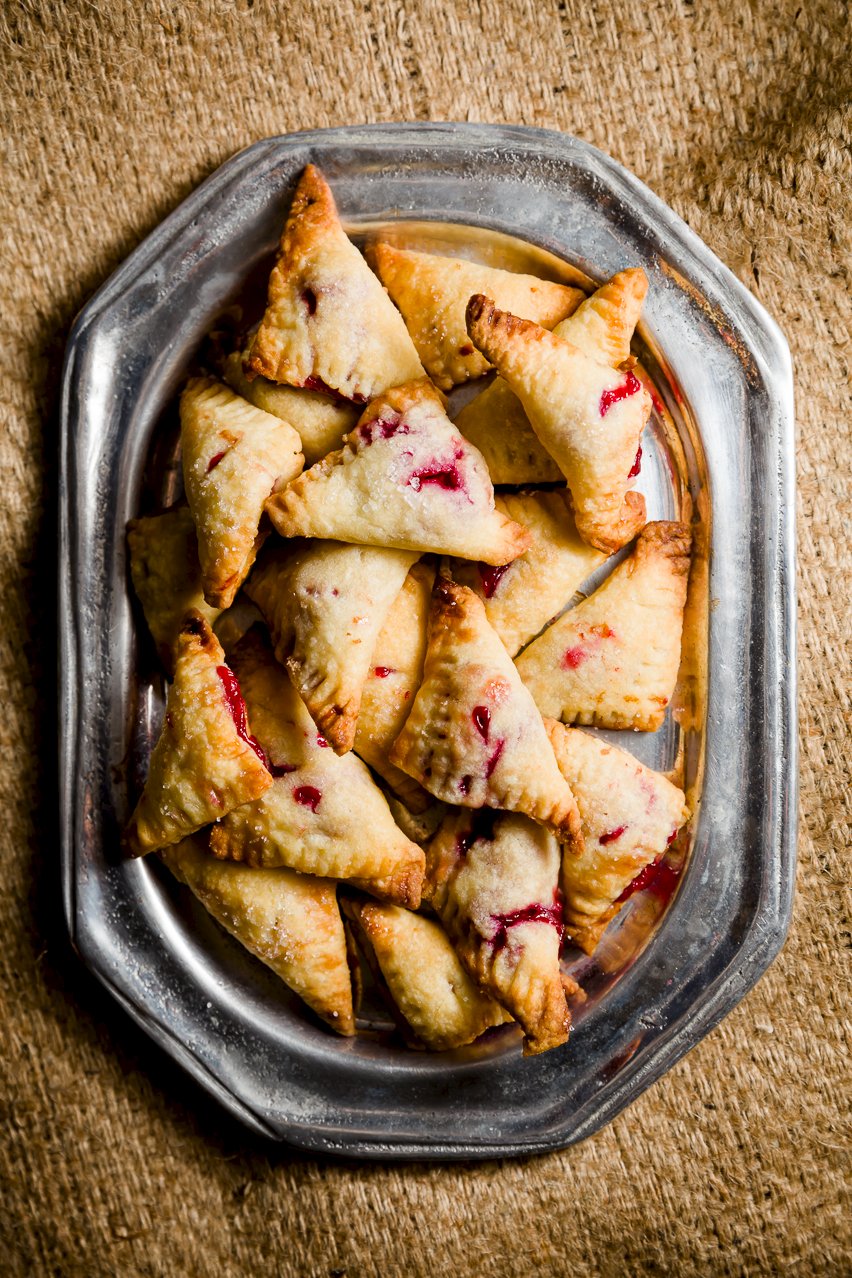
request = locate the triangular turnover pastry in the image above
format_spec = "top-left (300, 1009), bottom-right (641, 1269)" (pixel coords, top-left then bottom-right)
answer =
top-left (466, 293), bottom-right (651, 551)
top-left (353, 561), bottom-right (435, 811)
top-left (515, 521), bottom-right (691, 731)
top-left (389, 577), bottom-right (583, 848)
top-left (365, 242), bottom-right (584, 390)
top-left (221, 348), bottom-right (358, 465)
top-left (125, 613), bottom-right (272, 856)
top-left (208, 629), bottom-right (425, 907)
top-left (546, 722), bottom-right (689, 954)
top-left (127, 506), bottom-right (222, 674)
top-left (454, 269), bottom-right (648, 486)
top-left (451, 491), bottom-right (606, 656)
top-left (162, 837), bottom-right (356, 1034)
top-left (341, 897), bottom-right (511, 1051)
top-left (264, 379), bottom-right (531, 566)
top-left (245, 540), bottom-right (418, 753)
top-left (181, 376), bottom-right (304, 608)
top-left (246, 165), bottom-right (424, 400)
top-left (427, 809), bottom-right (575, 1055)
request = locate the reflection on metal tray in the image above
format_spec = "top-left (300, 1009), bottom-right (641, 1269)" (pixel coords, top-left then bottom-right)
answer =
top-left (59, 123), bottom-right (796, 1158)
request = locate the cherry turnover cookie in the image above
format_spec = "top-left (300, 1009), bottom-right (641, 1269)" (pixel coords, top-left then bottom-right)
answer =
top-left (427, 809), bottom-right (580, 1055)
top-left (546, 723), bottom-right (689, 954)
top-left (466, 292), bottom-right (651, 552)
top-left (389, 576), bottom-right (584, 849)
top-left (162, 836), bottom-right (357, 1035)
top-left (180, 376), bottom-right (304, 608)
top-left (515, 521), bottom-right (691, 731)
top-left (125, 612), bottom-right (272, 857)
top-left (366, 241), bottom-right (584, 390)
top-left (264, 379), bottom-right (531, 565)
top-left (208, 628), bottom-right (425, 908)
top-left (246, 164), bottom-right (424, 401)
top-left (245, 539), bottom-right (418, 753)
top-left (455, 268), bottom-right (648, 486)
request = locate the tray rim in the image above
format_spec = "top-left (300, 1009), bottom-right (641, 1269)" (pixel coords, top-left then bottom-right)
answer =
top-left (58, 122), bottom-right (797, 1159)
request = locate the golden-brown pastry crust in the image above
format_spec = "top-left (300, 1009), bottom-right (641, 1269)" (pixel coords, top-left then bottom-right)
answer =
top-left (466, 294), bottom-right (650, 551)
top-left (221, 348), bottom-right (358, 465)
top-left (125, 612), bottom-right (272, 856)
top-left (264, 379), bottom-right (532, 566)
top-left (546, 723), bottom-right (689, 953)
top-left (245, 540), bottom-right (418, 754)
top-left (180, 376), bottom-right (304, 608)
top-left (342, 897), bottom-right (511, 1051)
top-left (427, 809), bottom-right (571, 1055)
top-left (208, 629), bottom-right (425, 908)
top-left (366, 242), bottom-right (584, 390)
top-left (127, 507), bottom-right (222, 674)
top-left (515, 521), bottom-right (692, 730)
top-left (162, 836), bottom-right (356, 1034)
top-left (353, 561), bottom-right (435, 810)
top-left (451, 490), bottom-right (606, 656)
top-left (247, 165), bottom-right (424, 400)
top-left (389, 577), bottom-right (583, 849)
top-left (454, 269), bottom-right (648, 487)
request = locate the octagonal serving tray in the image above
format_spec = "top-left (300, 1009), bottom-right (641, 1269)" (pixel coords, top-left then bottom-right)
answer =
top-left (58, 124), bottom-right (796, 1157)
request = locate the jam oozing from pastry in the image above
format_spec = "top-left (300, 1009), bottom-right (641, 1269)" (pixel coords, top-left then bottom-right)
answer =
top-left (316, 735), bottom-right (329, 748)
top-left (616, 853), bottom-right (682, 904)
top-left (373, 666), bottom-right (393, 678)
top-left (455, 808), bottom-right (499, 857)
top-left (472, 705), bottom-right (491, 741)
top-left (301, 287), bottom-right (318, 315)
top-left (458, 774), bottom-right (472, 795)
top-left (301, 375), bottom-right (367, 404)
top-left (207, 450), bottom-right (227, 472)
top-left (562, 624), bottom-right (616, 670)
top-left (599, 825), bottom-right (628, 845)
top-left (599, 369), bottom-right (641, 417)
top-left (490, 899), bottom-right (564, 952)
top-left (216, 666), bottom-right (268, 767)
top-left (293, 784), bottom-right (322, 812)
top-left (477, 562), bottom-right (511, 599)
top-left (485, 740), bottom-right (505, 778)
top-left (628, 445), bottom-right (643, 478)
top-left (408, 463), bottom-right (462, 492)
top-left (358, 418), bottom-right (410, 446)
top-left (269, 761), bottom-right (298, 777)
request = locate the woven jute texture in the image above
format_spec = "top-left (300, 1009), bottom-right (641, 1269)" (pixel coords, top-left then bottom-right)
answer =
top-left (1, 1), bottom-right (849, 1274)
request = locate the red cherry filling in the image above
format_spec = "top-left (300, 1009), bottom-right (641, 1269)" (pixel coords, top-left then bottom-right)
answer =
top-left (562, 623), bottom-right (616, 670)
top-left (207, 450), bottom-right (227, 473)
top-left (477, 562), bottom-right (510, 599)
top-left (485, 739), bottom-right (505, 778)
top-left (615, 851), bottom-right (682, 904)
top-left (490, 897), bottom-right (564, 952)
top-left (455, 808), bottom-right (499, 857)
top-left (628, 445), bottom-right (643, 478)
top-left (599, 368), bottom-right (641, 417)
top-left (269, 761), bottom-right (297, 777)
top-left (293, 784), bottom-right (322, 812)
top-left (599, 825), bottom-right (627, 846)
top-left (216, 666), bottom-right (267, 767)
top-left (301, 287), bottom-right (318, 315)
top-left (408, 463), bottom-right (463, 492)
top-left (358, 417), bottom-right (410, 446)
top-left (316, 735), bottom-right (329, 748)
top-left (301, 375), bottom-right (367, 405)
top-left (472, 705), bottom-right (490, 741)
top-left (373, 666), bottom-right (393, 678)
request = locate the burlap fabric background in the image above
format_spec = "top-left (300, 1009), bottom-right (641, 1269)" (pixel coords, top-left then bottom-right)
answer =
top-left (1, 1), bottom-right (849, 1274)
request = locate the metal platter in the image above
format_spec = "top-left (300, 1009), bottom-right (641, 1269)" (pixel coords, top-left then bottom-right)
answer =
top-left (59, 124), bottom-right (796, 1157)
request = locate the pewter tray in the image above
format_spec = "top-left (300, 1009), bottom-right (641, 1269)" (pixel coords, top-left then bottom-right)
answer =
top-left (59, 124), bottom-right (796, 1157)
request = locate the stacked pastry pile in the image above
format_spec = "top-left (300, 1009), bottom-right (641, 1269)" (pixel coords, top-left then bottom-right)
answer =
top-left (125, 165), bottom-right (692, 1057)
